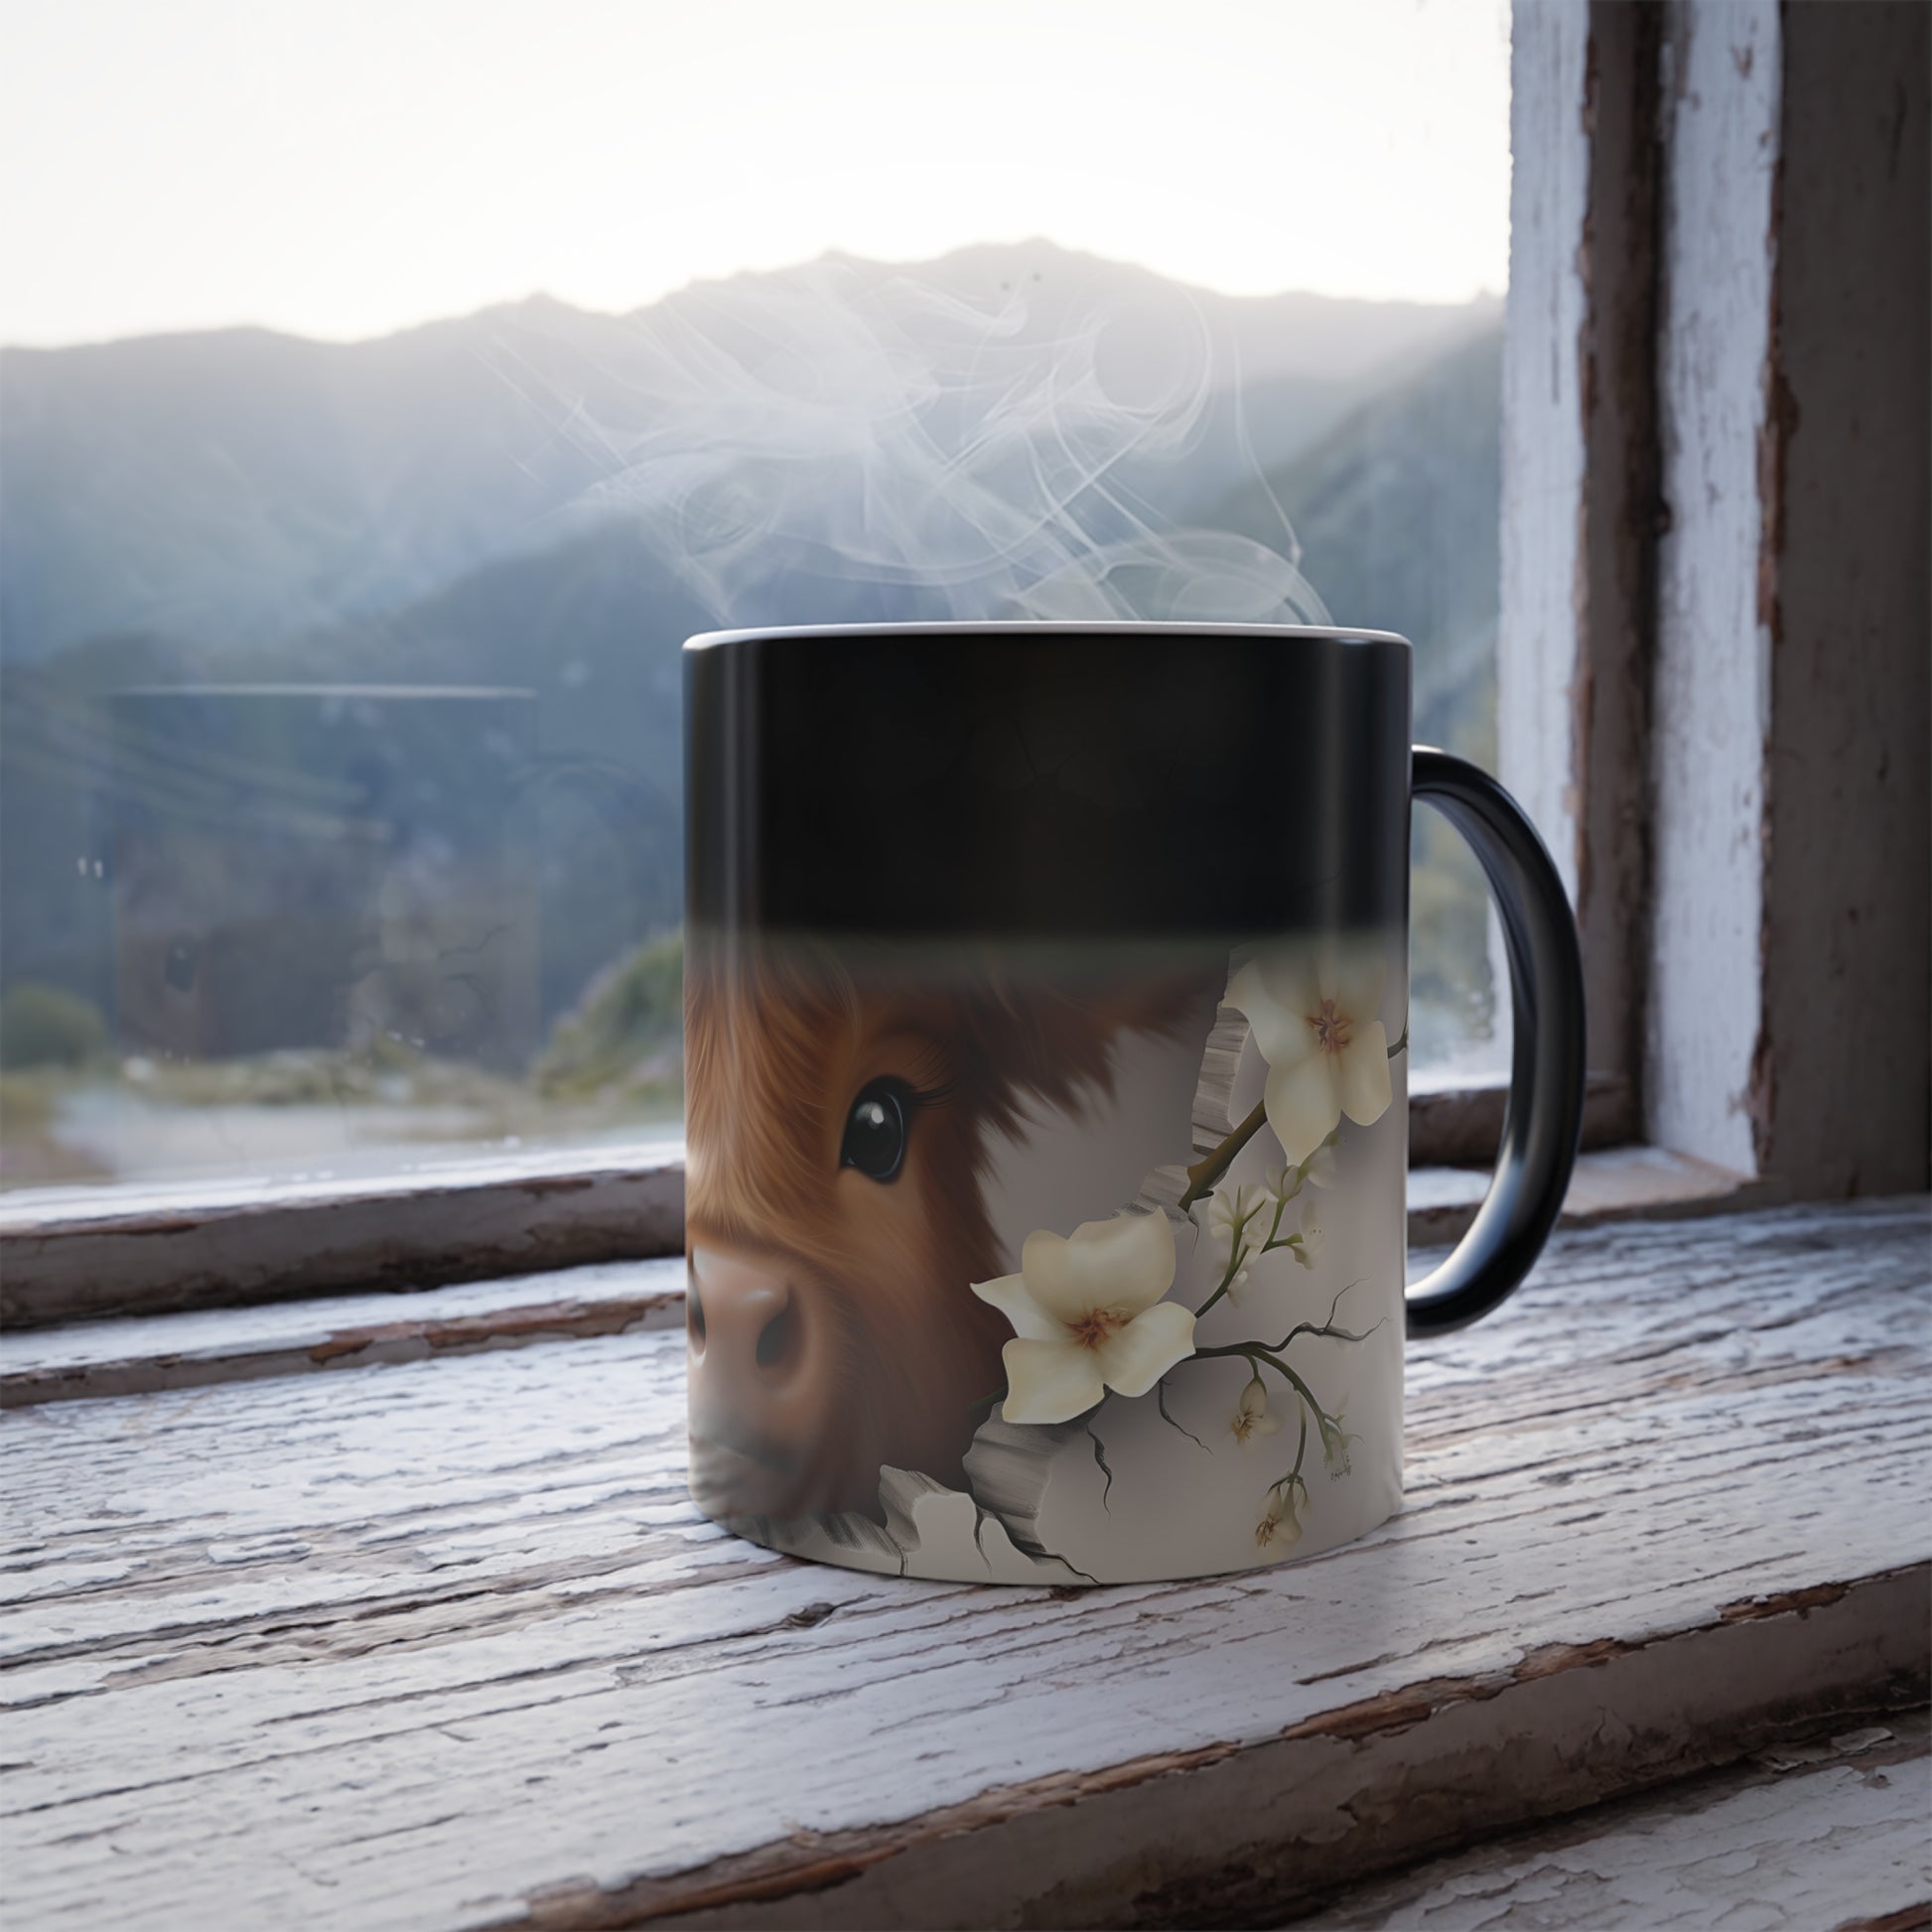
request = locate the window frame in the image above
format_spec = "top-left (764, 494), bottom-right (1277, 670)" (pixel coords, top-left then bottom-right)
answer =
top-left (6, 0), bottom-right (1926, 1330)
top-left (1, 1075), bottom-right (1640, 1326)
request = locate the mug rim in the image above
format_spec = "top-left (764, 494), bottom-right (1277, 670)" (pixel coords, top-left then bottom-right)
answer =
top-left (684, 620), bottom-right (1412, 652)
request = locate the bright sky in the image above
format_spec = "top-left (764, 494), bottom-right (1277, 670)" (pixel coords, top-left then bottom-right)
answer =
top-left (0, 0), bottom-right (1511, 348)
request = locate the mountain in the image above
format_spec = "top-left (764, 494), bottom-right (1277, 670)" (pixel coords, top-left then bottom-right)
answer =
top-left (0, 241), bottom-right (1497, 665)
top-left (0, 247), bottom-right (1504, 1066)
top-left (1196, 322), bottom-right (1506, 1048)
top-left (1200, 320), bottom-right (1503, 758)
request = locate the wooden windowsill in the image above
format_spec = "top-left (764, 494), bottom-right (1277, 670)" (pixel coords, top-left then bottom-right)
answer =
top-left (2, 1195), bottom-right (1925, 1927)
top-left (0, 1148), bottom-right (1757, 1402)
top-left (0, 1142), bottom-right (688, 1329)
top-left (0, 1132), bottom-right (1738, 1332)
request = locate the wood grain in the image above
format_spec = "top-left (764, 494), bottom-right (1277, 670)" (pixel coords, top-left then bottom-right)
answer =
top-left (1, 1198), bottom-right (1925, 1929)
top-left (1498, 3), bottom-right (1659, 1148)
top-left (0, 1143), bottom-right (686, 1328)
top-left (0, 1258), bottom-right (687, 1408)
top-left (1649, 0), bottom-right (1782, 1174)
top-left (1299, 1711), bottom-right (1930, 1929)
top-left (3, 1152), bottom-right (1756, 1409)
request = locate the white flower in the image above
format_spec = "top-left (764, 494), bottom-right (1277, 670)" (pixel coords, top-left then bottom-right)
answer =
top-left (1228, 942), bottom-right (1393, 1168)
top-left (1299, 1138), bottom-right (1339, 1191)
top-left (1205, 1182), bottom-right (1266, 1255)
top-left (1316, 1403), bottom-right (1359, 1476)
top-left (1267, 1137), bottom-right (1335, 1209)
top-left (1226, 1264), bottom-right (1254, 1306)
top-left (971, 1212), bottom-right (1196, 1426)
top-left (1255, 1483), bottom-right (1304, 1551)
top-left (1229, 1376), bottom-right (1283, 1451)
top-left (1289, 1213), bottom-right (1324, 1271)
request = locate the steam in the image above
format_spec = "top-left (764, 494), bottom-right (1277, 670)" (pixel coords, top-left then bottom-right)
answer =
top-left (489, 255), bottom-right (1329, 629)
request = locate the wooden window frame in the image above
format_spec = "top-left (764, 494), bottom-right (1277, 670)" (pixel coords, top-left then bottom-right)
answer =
top-left (1501, 1), bottom-right (1926, 1188)
top-left (3, 0), bottom-right (1924, 1330)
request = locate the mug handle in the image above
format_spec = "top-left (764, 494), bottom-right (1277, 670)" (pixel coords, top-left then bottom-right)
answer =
top-left (1406, 748), bottom-right (1587, 1335)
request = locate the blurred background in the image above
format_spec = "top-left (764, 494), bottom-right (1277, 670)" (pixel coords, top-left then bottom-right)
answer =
top-left (0, 0), bottom-right (1511, 1191)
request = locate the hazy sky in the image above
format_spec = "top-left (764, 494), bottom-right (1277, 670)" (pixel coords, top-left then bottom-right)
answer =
top-left (1, 0), bottom-right (1510, 348)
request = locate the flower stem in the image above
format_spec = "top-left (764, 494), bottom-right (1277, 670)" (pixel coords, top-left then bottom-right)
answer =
top-left (1192, 1246), bottom-right (1244, 1321)
top-left (1271, 1403), bottom-right (1311, 1502)
top-left (1245, 1347), bottom-right (1326, 1420)
top-left (1192, 1283), bottom-right (1378, 1365)
top-left (1177, 1098), bottom-right (1267, 1209)
top-left (1185, 1019), bottom-right (1399, 1213)
top-left (1193, 1195), bottom-right (1269, 1319)
top-left (1256, 1189), bottom-right (1294, 1255)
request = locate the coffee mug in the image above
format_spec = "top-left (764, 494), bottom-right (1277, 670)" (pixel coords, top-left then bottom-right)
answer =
top-left (682, 622), bottom-right (1585, 1584)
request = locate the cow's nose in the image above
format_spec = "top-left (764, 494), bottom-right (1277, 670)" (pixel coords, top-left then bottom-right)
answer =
top-left (687, 1247), bottom-right (805, 1388)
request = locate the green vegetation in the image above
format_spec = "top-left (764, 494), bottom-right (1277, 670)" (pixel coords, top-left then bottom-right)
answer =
top-left (536, 929), bottom-right (684, 1101)
top-left (0, 254), bottom-right (1505, 1092)
top-left (1410, 811), bottom-right (1500, 1060)
top-left (122, 1035), bottom-right (454, 1109)
top-left (0, 983), bottom-right (106, 1070)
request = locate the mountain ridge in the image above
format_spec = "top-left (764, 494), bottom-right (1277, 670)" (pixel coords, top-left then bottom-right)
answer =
top-left (0, 245), bottom-right (1504, 1056)
top-left (2, 237), bottom-right (1499, 357)
top-left (1, 239), bottom-right (1496, 664)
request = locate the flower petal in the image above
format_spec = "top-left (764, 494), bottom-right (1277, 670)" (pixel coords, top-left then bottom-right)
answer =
top-left (1228, 954), bottom-right (1317, 1070)
top-left (1030, 1210), bottom-right (1176, 1323)
top-left (1093, 1301), bottom-right (1196, 1397)
top-left (1322, 939), bottom-right (1387, 1023)
top-left (1000, 1338), bottom-right (1105, 1425)
top-left (1264, 1051), bottom-right (1342, 1168)
top-left (1255, 946), bottom-right (1323, 1021)
top-left (1301, 1141), bottom-right (1337, 1190)
top-left (969, 1271), bottom-right (1060, 1342)
top-left (1260, 1496), bottom-right (1304, 1550)
top-left (1336, 1022), bottom-right (1393, 1127)
top-left (1013, 1228), bottom-right (1086, 1326)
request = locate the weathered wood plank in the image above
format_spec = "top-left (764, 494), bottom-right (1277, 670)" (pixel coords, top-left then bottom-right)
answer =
top-left (0, 1142), bottom-right (686, 1328)
top-left (1499, 2), bottom-right (1661, 1146)
top-left (1297, 1711), bottom-right (1930, 1930)
top-left (1407, 1068), bottom-right (1632, 1167)
top-left (3, 1152), bottom-right (1756, 1407)
top-left (0, 1258), bottom-right (687, 1407)
top-left (0, 1199), bottom-right (1925, 1930)
top-left (1406, 1140), bottom-right (1753, 1244)
top-left (1649, 0), bottom-right (1782, 1174)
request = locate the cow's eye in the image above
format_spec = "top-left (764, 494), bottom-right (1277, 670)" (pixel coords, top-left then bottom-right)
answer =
top-left (841, 1079), bottom-right (908, 1182)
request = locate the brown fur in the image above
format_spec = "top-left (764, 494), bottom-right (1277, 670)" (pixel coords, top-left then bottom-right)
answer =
top-left (684, 933), bottom-right (1214, 1521)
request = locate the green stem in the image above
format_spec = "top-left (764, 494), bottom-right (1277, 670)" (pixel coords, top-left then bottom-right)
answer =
top-left (1192, 1258), bottom-right (1241, 1323)
top-left (1271, 1402), bottom-right (1311, 1503)
top-left (1259, 1190), bottom-right (1291, 1251)
top-left (1185, 1027), bottom-right (1398, 1214)
top-left (1202, 1282), bottom-right (1374, 1357)
top-left (1249, 1348), bottom-right (1326, 1421)
top-left (1197, 1342), bottom-right (1328, 1426)
top-left (1192, 1196), bottom-right (1270, 1320)
top-left (1177, 1098), bottom-right (1267, 1209)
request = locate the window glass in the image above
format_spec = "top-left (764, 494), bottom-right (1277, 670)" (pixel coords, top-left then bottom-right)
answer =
top-left (0, 0), bottom-right (1510, 1190)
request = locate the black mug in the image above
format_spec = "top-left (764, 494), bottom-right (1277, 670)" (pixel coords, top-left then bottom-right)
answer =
top-left (682, 622), bottom-right (1585, 1585)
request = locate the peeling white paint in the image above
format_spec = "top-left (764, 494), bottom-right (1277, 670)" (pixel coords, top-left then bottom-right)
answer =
top-left (1648, 0), bottom-right (1782, 1174)
top-left (1, 1198), bottom-right (1925, 1929)
top-left (1498, 0), bottom-right (1591, 902)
